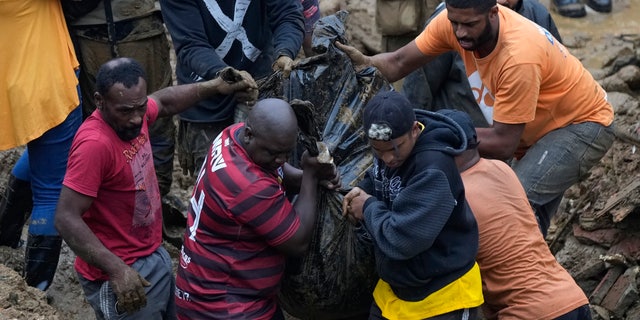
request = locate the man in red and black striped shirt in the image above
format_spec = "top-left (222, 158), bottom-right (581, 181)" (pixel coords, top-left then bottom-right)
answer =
top-left (175, 98), bottom-right (339, 320)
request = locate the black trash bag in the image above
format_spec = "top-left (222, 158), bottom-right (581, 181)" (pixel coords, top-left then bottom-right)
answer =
top-left (257, 11), bottom-right (393, 320)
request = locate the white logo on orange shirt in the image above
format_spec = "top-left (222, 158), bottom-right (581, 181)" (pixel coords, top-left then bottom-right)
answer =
top-left (468, 71), bottom-right (495, 125)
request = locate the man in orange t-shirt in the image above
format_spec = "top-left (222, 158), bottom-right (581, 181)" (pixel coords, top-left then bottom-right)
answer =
top-left (445, 108), bottom-right (591, 320)
top-left (336, 0), bottom-right (614, 237)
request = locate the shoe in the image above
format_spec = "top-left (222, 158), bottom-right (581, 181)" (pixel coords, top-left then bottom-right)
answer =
top-left (552, 0), bottom-right (587, 17)
top-left (586, 0), bottom-right (612, 12)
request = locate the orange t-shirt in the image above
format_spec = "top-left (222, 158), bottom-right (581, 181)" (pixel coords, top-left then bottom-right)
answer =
top-left (0, 0), bottom-right (79, 150)
top-left (415, 6), bottom-right (613, 155)
top-left (461, 158), bottom-right (588, 319)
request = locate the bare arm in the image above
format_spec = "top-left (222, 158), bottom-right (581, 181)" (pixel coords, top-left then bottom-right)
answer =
top-left (335, 40), bottom-right (435, 83)
top-left (152, 68), bottom-right (258, 117)
top-left (476, 121), bottom-right (526, 160)
top-left (274, 155), bottom-right (338, 255)
top-left (54, 187), bottom-right (149, 314)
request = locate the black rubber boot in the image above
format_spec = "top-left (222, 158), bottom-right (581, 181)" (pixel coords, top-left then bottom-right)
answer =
top-left (552, 0), bottom-right (587, 17)
top-left (24, 234), bottom-right (62, 291)
top-left (586, 0), bottom-right (612, 12)
top-left (0, 174), bottom-right (33, 248)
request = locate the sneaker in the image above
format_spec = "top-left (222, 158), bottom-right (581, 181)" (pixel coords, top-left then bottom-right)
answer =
top-left (586, 0), bottom-right (612, 12)
top-left (552, 0), bottom-right (587, 17)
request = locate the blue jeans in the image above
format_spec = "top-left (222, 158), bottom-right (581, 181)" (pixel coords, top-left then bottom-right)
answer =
top-left (11, 150), bottom-right (30, 181)
top-left (27, 106), bottom-right (82, 235)
top-left (512, 121), bottom-right (614, 236)
top-left (555, 304), bottom-right (592, 320)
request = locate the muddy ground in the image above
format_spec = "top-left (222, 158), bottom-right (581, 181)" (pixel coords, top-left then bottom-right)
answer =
top-left (1, 0), bottom-right (640, 319)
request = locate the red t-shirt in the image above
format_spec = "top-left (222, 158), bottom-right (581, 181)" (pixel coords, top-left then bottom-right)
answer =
top-left (63, 98), bottom-right (162, 281)
top-left (175, 123), bottom-right (300, 320)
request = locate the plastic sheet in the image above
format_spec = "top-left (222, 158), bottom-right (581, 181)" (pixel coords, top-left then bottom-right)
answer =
top-left (257, 11), bottom-right (393, 319)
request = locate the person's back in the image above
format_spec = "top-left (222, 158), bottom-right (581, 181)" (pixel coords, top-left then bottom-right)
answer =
top-left (176, 121), bottom-right (296, 319)
top-left (463, 157), bottom-right (590, 319)
top-left (1, 0), bottom-right (79, 150)
top-left (445, 109), bottom-right (591, 319)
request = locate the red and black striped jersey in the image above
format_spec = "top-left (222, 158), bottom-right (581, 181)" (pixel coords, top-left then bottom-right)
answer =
top-left (175, 123), bottom-right (300, 320)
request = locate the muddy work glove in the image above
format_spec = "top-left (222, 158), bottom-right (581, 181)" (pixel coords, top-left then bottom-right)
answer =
top-left (272, 55), bottom-right (295, 79)
top-left (110, 265), bottom-right (151, 314)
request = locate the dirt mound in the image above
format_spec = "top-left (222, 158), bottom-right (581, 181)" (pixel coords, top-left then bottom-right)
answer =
top-left (0, 264), bottom-right (60, 319)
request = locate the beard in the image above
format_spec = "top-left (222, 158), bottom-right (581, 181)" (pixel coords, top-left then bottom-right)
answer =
top-left (116, 126), bottom-right (142, 141)
top-left (457, 16), bottom-right (494, 51)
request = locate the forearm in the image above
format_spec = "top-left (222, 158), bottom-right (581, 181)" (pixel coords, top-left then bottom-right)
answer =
top-left (370, 52), bottom-right (408, 83)
top-left (282, 163), bottom-right (302, 193)
top-left (370, 42), bottom-right (433, 83)
top-left (57, 216), bottom-right (127, 277)
top-left (292, 169), bottom-right (319, 243)
top-left (153, 79), bottom-right (223, 117)
top-left (476, 127), bottom-right (520, 160)
top-left (267, 0), bottom-right (305, 58)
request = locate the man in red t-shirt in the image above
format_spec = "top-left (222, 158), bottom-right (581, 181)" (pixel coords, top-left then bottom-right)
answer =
top-left (54, 57), bottom-right (257, 319)
top-left (175, 98), bottom-right (340, 320)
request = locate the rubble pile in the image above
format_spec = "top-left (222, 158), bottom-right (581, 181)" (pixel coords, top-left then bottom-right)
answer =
top-left (547, 34), bottom-right (640, 320)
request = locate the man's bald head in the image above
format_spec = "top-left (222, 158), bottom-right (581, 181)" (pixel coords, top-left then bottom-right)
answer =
top-left (247, 98), bottom-right (298, 139)
top-left (242, 98), bottom-right (299, 171)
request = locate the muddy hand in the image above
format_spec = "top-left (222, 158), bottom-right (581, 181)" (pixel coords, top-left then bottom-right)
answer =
top-left (318, 162), bottom-right (341, 190)
top-left (110, 266), bottom-right (151, 314)
top-left (341, 187), bottom-right (369, 223)
top-left (197, 67), bottom-right (258, 104)
top-left (216, 67), bottom-right (259, 106)
top-left (334, 41), bottom-right (371, 72)
top-left (272, 55), bottom-right (295, 79)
